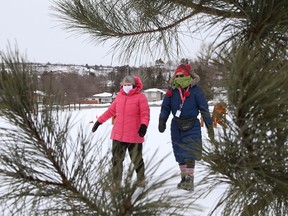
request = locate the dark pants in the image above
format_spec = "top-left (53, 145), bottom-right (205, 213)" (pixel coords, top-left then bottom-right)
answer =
top-left (112, 140), bottom-right (145, 183)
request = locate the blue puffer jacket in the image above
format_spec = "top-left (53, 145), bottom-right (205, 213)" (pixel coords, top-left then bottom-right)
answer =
top-left (159, 84), bottom-right (213, 162)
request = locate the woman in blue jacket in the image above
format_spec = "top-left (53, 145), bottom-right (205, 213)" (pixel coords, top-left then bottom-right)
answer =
top-left (158, 63), bottom-right (214, 191)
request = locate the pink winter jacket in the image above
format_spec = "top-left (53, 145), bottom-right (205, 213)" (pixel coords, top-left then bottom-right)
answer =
top-left (97, 76), bottom-right (150, 143)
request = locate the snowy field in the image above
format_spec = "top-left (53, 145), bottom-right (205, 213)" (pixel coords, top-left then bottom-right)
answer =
top-left (0, 105), bottom-right (227, 215)
top-left (70, 105), bottom-right (227, 216)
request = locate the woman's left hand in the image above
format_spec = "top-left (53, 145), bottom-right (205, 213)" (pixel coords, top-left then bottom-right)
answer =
top-left (138, 124), bottom-right (147, 137)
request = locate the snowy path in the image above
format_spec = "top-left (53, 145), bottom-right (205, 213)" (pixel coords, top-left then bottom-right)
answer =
top-left (79, 106), bottom-right (226, 215)
top-left (0, 106), bottom-right (226, 215)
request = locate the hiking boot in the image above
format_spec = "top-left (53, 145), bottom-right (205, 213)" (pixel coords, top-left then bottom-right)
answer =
top-left (177, 176), bottom-right (186, 189)
top-left (177, 175), bottom-right (194, 191)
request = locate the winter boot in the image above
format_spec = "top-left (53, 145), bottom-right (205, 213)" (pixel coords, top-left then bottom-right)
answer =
top-left (177, 172), bottom-right (187, 189)
top-left (184, 175), bottom-right (194, 191)
top-left (177, 174), bottom-right (194, 191)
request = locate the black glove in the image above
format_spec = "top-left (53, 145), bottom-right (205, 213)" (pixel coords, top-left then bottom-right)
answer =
top-left (158, 119), bottom-right (166, 133)
top-left (207, 125), bottom-right (215, 141)
top-left (138, 124), bottom-right (147, 137)
top-left (92, 121), bottom-right (102, 133)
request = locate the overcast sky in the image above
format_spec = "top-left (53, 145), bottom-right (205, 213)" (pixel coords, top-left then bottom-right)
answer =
top-left (0, 0), bottom-right (218, 67)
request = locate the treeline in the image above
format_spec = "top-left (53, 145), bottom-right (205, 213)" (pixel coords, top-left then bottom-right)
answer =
top-left (35, 58), bottom-right (223, 104)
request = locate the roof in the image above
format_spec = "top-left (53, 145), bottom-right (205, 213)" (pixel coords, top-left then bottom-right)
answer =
top-left (33, 90), bottom-right (46, 96)
top-left (92, 92), bottom-right (112, 97)
top-left (143, 88), bottom-right (166, 94)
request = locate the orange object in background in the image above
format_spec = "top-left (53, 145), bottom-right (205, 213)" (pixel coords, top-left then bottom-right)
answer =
top-left (200, 102), bottom-right (227, 128)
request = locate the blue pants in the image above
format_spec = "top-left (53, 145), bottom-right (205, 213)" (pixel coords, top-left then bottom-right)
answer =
top-left (172, 137), bottom-right (202, 164)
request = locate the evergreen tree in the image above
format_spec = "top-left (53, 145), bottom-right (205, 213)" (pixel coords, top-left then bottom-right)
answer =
top-left (5, 0), bottom-right (288, 215)
top-left (0, 46), bottom-right (195, 215)
top-left (155, 70), bottom-right (166, 89)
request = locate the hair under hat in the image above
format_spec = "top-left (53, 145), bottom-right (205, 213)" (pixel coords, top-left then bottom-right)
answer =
top-left (174, 64), bottom-right (192, 77)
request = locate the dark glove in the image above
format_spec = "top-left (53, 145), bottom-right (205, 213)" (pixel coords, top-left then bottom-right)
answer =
top-left (92, 121), bottom-right (102, 133)
top-left (158, 119), bottom-right (166, 133)
top-left (138, 124), bottom-right (147, 137)
top-left (207, 125), bottom-right (215, 141)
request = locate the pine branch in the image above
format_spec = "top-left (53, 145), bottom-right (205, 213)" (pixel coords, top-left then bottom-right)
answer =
top-left (0, 45), bottom-right (199, 216)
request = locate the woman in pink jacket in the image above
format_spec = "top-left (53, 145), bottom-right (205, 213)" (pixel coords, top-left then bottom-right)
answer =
top-left (92, 75), bottom-right (150, 188)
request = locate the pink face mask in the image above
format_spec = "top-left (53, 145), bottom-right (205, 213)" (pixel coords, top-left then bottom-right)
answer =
top-left (123, 85), bottom-right (133, 94)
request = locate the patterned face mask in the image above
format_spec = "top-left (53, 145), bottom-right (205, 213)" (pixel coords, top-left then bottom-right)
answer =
top-left (172, 76), bottom-right (193, 89)
top-left (123, 85), bottom-right (133, 94)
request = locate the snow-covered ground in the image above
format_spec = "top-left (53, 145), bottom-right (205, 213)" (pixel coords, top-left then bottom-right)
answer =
top-left (0, 104), bottom-right (227, 215)
top-left (71, 105), bottom-right (227, 216)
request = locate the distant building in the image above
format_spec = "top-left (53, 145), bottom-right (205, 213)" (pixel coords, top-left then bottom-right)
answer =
top-left (82, 92), bottom-right (113, 104)
top-left (33, 90), bottom-right (46, 104)
top-left (143, 88), bottom-right (166, 102)
top-left (81, 88), bottom-right (166, 105)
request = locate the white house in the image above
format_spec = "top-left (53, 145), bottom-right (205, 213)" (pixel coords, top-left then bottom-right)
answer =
top-left (83, 92), bottom-right (113, 104)
top-left (33, 90), bottom-right (46, 104)
top-left (82, 88), bottom-right (166, 105)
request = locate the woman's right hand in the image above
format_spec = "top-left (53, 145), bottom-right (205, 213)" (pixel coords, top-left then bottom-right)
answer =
top-left (158, 119), bottom-right (166, 133)
top-left (92, 121), bottom-right (101, 133)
